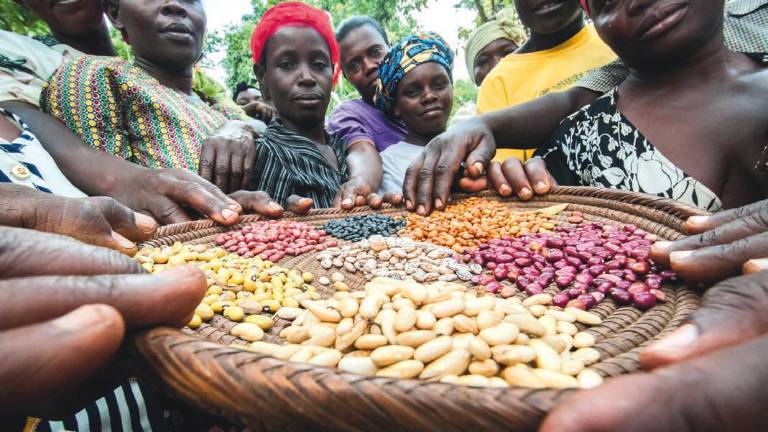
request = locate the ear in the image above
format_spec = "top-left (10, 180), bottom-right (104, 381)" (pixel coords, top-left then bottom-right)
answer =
top-left (103, 0), bottom-right (126, 35)
top-left (253, 64), bottom-right (270, 101)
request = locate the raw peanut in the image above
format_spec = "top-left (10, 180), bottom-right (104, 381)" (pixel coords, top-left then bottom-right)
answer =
top-left (561, 358), bottom-right (585, 376)
top-left (491, 345), bottom-right (536, 366)
top-left (487, 377), bottom-right (510, 388)
top-left (416, 310), bottom-right (436, 329)
top-left (223, 306), bottom-right (245, 322)
top-left (528, 304), bottom-right (547, 318)
top-left (304, 326), bottom-right (336, 348)
top-left (504, 314), bottom-right (545, 337)
top-left (532, 369), bottom-right (579, 389)
top-left (400, 283), bottom-right (428, 305)
top-left (414, 336), bottom-right (453, 363)
top-left (336, 317), bottom-right (354, 335)
top-left (290, 347), bottom-right (317, 363)
top-left (419, 349), bottom-right (471, 380)
top-left (339, 298), bottom-right (359, 318)
top-left (469, 359), bottom-right (499, 377)
top-left (464, 296), bottom-right (496, 316)
top-left (539, 315), bottom-right (557, 337)
top-left (249, 341), bottom-right (281, 356)
top-left (395, 307), bottom-right (418, 332)
top-left (188, 314), bottom-right (202, 329)
top-left (515, 333), bottom-right (530, 345)
top-left (244, 314), bottom-right (274, 330)
top-left (573, 347), bottom-right (601, 365)
top-left (396, 330), bottom-right (437, 348)
top-left (376, 360), bottom-right (425, 379)
top-left (566, 307), bottom-right (603, 325)
top-left (425, 288), bottom-right (452, 305)
top-left (557, 334), bottom-right (574, 352)
top-left (334, 292), bottom-right (351, 300)
top-left (479, 323), bottom-right (520, 346)
top-left (195, 303), bottom-right (214, 320)
top-left (545, 310), bottom-right (577, 323)
top-left (495, 300), bottom-right (528, 316)
top-left (380, 309), bottom-right (398, 344)
top-left (454, 375), bottom-right (490, 387)
top-left (530, 339), bottom-right (562, 371)
top-left (308, 349), bottom-right (343, 367)
top-left (392, 298), bottom-right (416, 311)
top-left (301, 300), bottom-right (342, 323)
top-left (369, 323), bottom-right (383, 335)
top-left (274, 344), bottom-right (303, 360)
top-left (435, 317), bottom-right (455, 336)
top-left (355, 334), bottom-right (389, 350)
top-left (431, 298), bottom-right (465, 318)
top-left (452, 333), bottom-right (475, 350)
top-left (573, 332), bottom-right (596, 348)
top-left (370, 345), bottom-right (415, 367)
top-left (453, 314), bottom-right (479, 334)
top-left (360, 293), bottom-right (386, 319)
top-left (502, 364), bottom-right (546, 388)
top-left (556, 321), bottom-right (578, 336)
top-left (523, 294), bottom-right (553, 307)
top-left (333, 281), bottom-right (350, 292)
top-left (468, 337), bottom-right (491, 361)
top-left (231, 323), bottom-right (263, 341)
top-left (276, 306), bottom-right (303, 320)
top-left (440, 374), bottom-right (460, 384)
top-left (542, 335), bottom-right (568, 353)
top-left (336, 319), bottom-right (368, 351)
top-left (368, 278), bottom-right (402, 297)
top-left (282, 326), bottom-right (310, 343)
top-left (477, 310), bottom-right (504, 330)
top-left (577, 369), bottom-right (604, 388)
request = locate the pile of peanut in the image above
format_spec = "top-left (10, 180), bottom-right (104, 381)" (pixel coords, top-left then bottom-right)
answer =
top-left (237, 277), bottom-right (604, 389)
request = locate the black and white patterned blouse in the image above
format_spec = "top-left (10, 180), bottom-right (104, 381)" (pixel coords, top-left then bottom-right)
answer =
top-left (537, 90), bottom-right (723, 211)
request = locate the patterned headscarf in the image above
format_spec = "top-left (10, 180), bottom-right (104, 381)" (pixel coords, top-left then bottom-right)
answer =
top-left (464, 8), bottom-right (527, 84)
top-left (250, 2), bottom-right (341, 86)
top-left (375, 32), bottom-right (454, 115)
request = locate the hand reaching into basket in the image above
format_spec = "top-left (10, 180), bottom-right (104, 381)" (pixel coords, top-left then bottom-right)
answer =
top-left (651, 199), bottom-right (768, 284)
top-left (199, 120), bottom-right (258, 194)
top-left (334, 176), bottom-right (403, 210)
top-left (541, 270), bottom-right (768, 432)
top-left (0, 227), bottom-right (206, 414)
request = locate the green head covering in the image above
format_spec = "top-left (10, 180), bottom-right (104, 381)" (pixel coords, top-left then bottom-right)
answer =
top-left (464, 8), bottom-right (527, 85)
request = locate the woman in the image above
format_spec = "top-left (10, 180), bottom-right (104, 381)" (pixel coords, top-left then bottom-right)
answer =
top-left (464, 8), bottom-right (527, 87)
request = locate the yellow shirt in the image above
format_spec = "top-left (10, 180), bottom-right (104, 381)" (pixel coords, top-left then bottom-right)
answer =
top-left (477, 25), bottom-right (617, 162)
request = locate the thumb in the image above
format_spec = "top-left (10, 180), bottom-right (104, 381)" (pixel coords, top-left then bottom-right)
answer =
top-left (464, 132), bottom-right (495, 178)
top-left (0, 304), bottom-right (125, 413)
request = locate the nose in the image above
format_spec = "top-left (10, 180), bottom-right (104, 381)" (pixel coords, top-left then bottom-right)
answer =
top-left (161, 0), bottom-right (188, 18)
top-left (627, 0), bottom-right (653, 16)
top-left (297, 63), bottom-right (317, 87)
top-left (422, 88), bottom-right (438, 105)
top-left (362, 57), bottom-right (379, 78)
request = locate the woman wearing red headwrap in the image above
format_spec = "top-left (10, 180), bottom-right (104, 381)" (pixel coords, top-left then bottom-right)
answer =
top-left (248, 2), bottom-right (400, 209)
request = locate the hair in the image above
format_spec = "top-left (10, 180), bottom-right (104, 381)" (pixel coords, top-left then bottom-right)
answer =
top-left (232, 82), bottom-right (256, 101)
top-left (335, 16), bottom-right (389, 46)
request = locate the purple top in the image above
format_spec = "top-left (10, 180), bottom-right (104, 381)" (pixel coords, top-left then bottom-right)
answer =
top-left (326, 99), bottom-right (407, 152)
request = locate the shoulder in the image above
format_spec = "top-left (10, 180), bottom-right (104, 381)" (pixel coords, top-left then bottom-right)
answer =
top-left (55, 55), bottom-right (128, 78)
top-left (329, 99), bottom-right (371, 119)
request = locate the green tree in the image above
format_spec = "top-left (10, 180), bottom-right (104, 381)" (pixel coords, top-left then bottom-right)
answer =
top-left (0, 0), bottom-right (47, 35)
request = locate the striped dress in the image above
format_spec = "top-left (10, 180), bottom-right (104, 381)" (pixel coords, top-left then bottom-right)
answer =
top-left (251, 121), bottom-right (349, 208)
top-left (40, 56), bottom-right (240, 171)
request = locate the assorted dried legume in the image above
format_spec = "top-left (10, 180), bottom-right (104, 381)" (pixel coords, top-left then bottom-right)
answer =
top-left (240, 278), bottom-right (604, 389)
top-left (323, 214), bottom-right (406, 241)
top-left (402, 198), bottom-right (562, 253)
top-left (465, 217), bottom-right (674, 310)
top-left (213, 220), bottom-right (336, 261)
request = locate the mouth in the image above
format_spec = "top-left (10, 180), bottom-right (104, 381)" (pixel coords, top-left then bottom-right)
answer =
top-left (531, 0), bottom-right (566, 15)
top-left (51, 0), bottom-right (86, 10)
top-left (293, 94), bottom-right (324, 108)
top-left (160, 23), bottom-right (195, 42)
top-left (637, 1), bottom-right (689, 41)
top-left (419, 106), bottom-right (445, 119)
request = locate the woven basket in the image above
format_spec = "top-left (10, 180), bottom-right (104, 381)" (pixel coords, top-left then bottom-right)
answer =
top-left (127, 187), bottom-right (706, 431)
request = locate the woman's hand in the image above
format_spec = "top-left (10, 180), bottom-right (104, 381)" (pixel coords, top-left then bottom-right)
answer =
top-left (199, 120), bottom-right (257, 193)
top-left (334, 176), bottom-right (403, 210)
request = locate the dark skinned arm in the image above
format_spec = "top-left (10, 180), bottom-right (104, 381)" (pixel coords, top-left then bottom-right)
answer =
top-left (333, 140), bottom-right (402, 209)
top-left (403, 86), bottom-right (600, 215)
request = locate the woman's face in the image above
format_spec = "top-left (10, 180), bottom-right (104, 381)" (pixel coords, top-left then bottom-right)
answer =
top-left (339, 25), bottom-right (389, 104)
top-left (473, 38), bottom-right (519, 86)
top-left (256, 26), bottom-right (333, 131)
top-left (394, 62), bottom-right (453, 137)
top-left (107, 0), bottom-right (207, 72)
top-left (20, 0), bottom-right (105, 37)
top-left (514, 0), bottom-right (582, 34)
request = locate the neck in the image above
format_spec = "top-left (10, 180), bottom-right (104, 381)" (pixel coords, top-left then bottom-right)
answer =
top-left (626, 32), bottom-right (732, 89)
top-left (283, 119), bottom-right (327, 145)
top-left (404, 130), bottom-right (439, 147)
top-left (52, 21), bottom-right (116, 56)
top-left (134, 56), bottom-right (194, 95)
top-left (520, 18), bottom-right (585, 53)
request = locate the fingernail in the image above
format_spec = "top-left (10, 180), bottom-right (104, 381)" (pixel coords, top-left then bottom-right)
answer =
top-left (743, 258), bottom-right (768, 274)
top-left (520, 187), bottom-right (532, 199)
top-left (268, 201), bottom-right (283, 212)
top-left (649, 324), bottom-right (698, 353)
top-left (435, 199), bottom-right (443, 209)
top-left (300, 198), bottom-right (313, 205)
top-left (473, 162), bottom-right (484, 174)
top-left (687, 215), bottom-right (710, 226)
top-left (221, 208), bottom-right (236, 220)
top-left (342, 198), bottom-right (353, 206)
top-left (535, 181), bottom-right (547, 193)
top-left (499, 184), bottom-right (512, 196)
top-left (157, 264), bottom-right (201, 278)
top-left (406, 200), bottom-right (414, 210)
top-left (651, 241), bottom-right (673, 256)
top-left (134, 213), bottom-right (157, 232)
top-left (54, 305), bottom-right (115, 331)
top-left (670, 250), bottom-right (693, 264)
top-left (111, 231), bottom-right (135, 249)
top-left (417, 205), bottom-right (426, 216)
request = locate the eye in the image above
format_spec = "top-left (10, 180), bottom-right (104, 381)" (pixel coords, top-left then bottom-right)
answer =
top-left (347, 60), bottom-right (361, 73)
top-left (369, 46), bottom-right (384, 59)
top-left (278, 60), bottom-right (295, 70)
top-left (312, 58), bottom-right (330, 70)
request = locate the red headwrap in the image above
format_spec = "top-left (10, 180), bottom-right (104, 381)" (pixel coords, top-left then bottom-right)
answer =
top-left (580, 0), bottom-right (590, 15)
top-left (250, 2), bottom-right (341, 86)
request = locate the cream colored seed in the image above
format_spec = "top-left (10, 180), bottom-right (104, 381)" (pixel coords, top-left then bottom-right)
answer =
top-left (491, 345), bottom-right (536, 366)
top-left (531, 369), bottom-right (579, 389)
top-left (502, 364), bottom-right (545, 389)
top-left (529, 305), bottom-right (547, 318)
top-left (230, 323), bottom-right (264, 342)
top-left (244, 314), bottom-right (274, 330)
top-left (376, 360), bottom-right (424, 379)
top-left (561, 358), bottom-right (585, 376)
top-left (577, 369), bottom-right (604, 388)
top-left (434, 317), bottom-right (455, 336)
top-left (431, 298), bottom-right (465, 318)
top-left (195, 303), bottom-right (214, 321)
top-left (419, 349), bottom-right (471, 380)
top-left (469, 359), bottom-right (499, 377)
top-left (395, 307), bottom-right (418, 333)
top-left (188, 314), bottom-right (202, 329)
top-left (416, 310), bottom-right (436, 329)
top-left (556, 321), bottom-right (579, 336)
top-left (414, 336), bottom-right (453, 363)
top-left (546, 310), bottom-right (577, 323)
top-left (333, 281), bottom-right (350, 292)
top-left (565, 307), bottom-right (603, 325)
top-left (530, 339), bottom-right (562, 371)
top-left (370, 345), bottom-right (415, 367)
top-left (223, 306), bottom-right (245, 322)
top-left (338, 355), bottom-right (378, 376)
top-left (479, 323), bottom-right (520, 346)
top-left (453, 314), bottom-right (479, 334)
top-left (468, 337), bottom-right (491, 361)
top-left (573, 347), bottom-right (601, 365)
top-left (308, 349), bottom-right (342, 367)
top-left (477, 310), bottom-right (504, 330)
top-left (573, 332), bottom-right (596, 348)
top-left (355, 334), bottom-right (388, 350)
top-left (396, 330), bottom-right (437, 348)
top-left (523, 294), bottom-right (553, 307)
top-left (454, 375), bottom-right (490, 387)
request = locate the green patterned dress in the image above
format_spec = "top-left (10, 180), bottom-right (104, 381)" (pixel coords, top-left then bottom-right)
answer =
top-left (41, 56), bottom-right (241, 170)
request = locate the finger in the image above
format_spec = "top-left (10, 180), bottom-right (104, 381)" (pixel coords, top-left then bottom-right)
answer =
top-left (240, 141), bottom-right (256, 190)
top-left (213, 148), bottom-right (232, 193)
top-left (458, 176), bottom-right (488, 193)
top-left (340, 186), bottom-right (356, 210)
top-left (0, 265), bottom-right (206, 330)
top-left (0, 304), bottom-right (125, 414)
top-left (640, 270), bottom-right (768, 370)
top-left (144, 196), bottom-right (194, 225)
top-left (286, 195), bottom-right (313, 214)
top-left (683, 200), bottom-right (767, 234)
top-left (354, 194), bottom-right (367, 208)
top-left (651, 210), bottom-right (768, 268)
top-left (668, 231), bottom-right (768, 284)
top-left (228, 151), bottom-right (244, 195)
top-left (415, 148), bottom-right (441, 215)
top-left (229, 190), bottom-right (283, 218)
top-left (160, 173), bottom-right (241, 225)
top-left (524, 157), bottom-right (555, 195)
top-left (88, 196), bottom-right (157, 241)
top-left (0, 227), bottom-right (143, 277)
top-left (367, 193), bottom-right (383, 209)
top-left (743, 258), bottom-right (768, 274)
top-left (500, 157), bottom-right (533, 200)
top-left (403, 152), bottom-right (425, 212)
top-left (431, 147), bottom-right (467, 212)
top-left (464, 134), bottom-right (495, 178)
top-left (487, 161), bottom-right (513, 197)
top-left (199, 142), bottom-right (216, 182)
top-left (382, 192), bottom-right (402, 207)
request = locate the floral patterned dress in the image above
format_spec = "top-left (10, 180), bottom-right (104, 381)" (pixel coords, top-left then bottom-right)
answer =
top-left (536, 90), bottom-right (723, 211)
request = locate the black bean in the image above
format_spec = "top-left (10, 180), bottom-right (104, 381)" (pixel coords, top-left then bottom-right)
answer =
top-left (323, 214), bottom-right (407, 241)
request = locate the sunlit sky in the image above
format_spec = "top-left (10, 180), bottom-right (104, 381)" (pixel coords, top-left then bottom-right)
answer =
top-left (202, 0), bottom-right (477, 86)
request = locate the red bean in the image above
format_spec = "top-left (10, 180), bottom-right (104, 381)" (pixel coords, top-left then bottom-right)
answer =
top-left (633, 292), bottom-right (657, 310)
